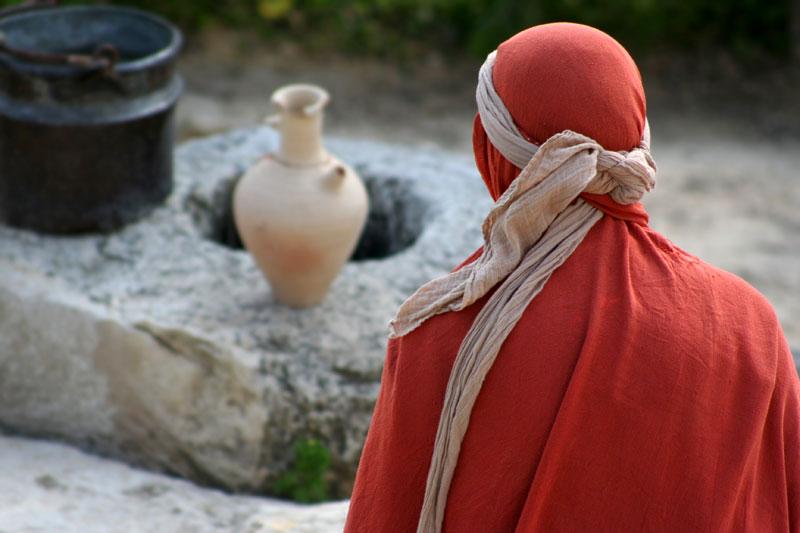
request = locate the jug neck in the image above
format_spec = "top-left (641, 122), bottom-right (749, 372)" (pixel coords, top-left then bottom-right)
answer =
top-left (277, 111), bottom-right (327, 166)
top-left (270, 84), bottom-right (330, 167)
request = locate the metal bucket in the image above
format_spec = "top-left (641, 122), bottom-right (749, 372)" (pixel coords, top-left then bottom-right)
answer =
top-left (0, 3), bottom-right (183, 233)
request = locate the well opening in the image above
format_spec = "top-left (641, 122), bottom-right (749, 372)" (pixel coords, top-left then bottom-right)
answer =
top-left (208, 174), bottom-right (428, 261)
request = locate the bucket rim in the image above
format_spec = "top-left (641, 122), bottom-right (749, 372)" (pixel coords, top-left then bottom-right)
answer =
top-left (0, 4), bottom-right (183, 76)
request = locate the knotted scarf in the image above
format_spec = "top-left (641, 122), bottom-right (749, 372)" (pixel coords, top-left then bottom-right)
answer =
top-left (389, 50), bottom-right (658, 533)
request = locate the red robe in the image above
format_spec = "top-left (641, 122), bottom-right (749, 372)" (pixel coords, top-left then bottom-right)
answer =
top-left (345, 195), bottom-right (800, 532)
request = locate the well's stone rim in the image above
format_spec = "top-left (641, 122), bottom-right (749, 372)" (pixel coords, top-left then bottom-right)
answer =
top-left (0, 127), bottom-right (490, 498)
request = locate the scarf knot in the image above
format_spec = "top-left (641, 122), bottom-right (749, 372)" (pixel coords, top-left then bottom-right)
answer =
top-left (590, 144), bottom-right (657, 204)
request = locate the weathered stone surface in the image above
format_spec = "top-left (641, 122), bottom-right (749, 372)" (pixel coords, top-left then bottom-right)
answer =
top-left (0, 127), bottom-right (490, 496)
top-left (0, 434), bottom-right (349, 532)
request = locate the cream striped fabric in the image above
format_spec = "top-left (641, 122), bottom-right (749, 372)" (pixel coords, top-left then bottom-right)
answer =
top-left (386, 51), bottom-right (658, 533)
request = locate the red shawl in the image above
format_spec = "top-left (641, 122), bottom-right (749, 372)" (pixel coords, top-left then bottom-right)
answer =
top-left (346, 23), bottom-right (800, 531)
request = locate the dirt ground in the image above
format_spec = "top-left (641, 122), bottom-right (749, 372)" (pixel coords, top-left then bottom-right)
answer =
top-left (176, 29), bottom-right (800, 350)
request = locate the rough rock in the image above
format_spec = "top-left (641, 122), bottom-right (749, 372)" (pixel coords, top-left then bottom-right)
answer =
top-left (0, 434), bottom-right (348, 533)
top-left (0, 127), bottom-right (490, 496)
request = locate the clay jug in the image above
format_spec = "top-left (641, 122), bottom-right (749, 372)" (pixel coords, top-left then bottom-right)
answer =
top-left (233, 84), bottom-right (368, 308)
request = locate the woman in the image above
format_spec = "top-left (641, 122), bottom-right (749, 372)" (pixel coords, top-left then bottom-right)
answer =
top-left (346, 23), bottom-right (799, 532)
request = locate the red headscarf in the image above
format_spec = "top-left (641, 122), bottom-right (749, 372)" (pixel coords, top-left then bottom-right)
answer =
top-left (474, 23), bottom-right (646, 200)
top-left (346, 23), bottom-right (799, 532)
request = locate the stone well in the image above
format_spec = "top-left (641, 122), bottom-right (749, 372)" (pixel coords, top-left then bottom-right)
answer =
top-left (0, 127), bottom-right (490, 497)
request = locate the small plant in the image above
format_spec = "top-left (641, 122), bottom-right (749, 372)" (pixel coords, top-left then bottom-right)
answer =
top-left (274, 438), bottom-right (331, 503)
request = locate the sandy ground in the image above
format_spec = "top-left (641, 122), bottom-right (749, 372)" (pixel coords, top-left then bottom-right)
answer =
top-left (0, 434), bottom-right (348, 532)
top-left (176, 30), bottom-right (800, 350)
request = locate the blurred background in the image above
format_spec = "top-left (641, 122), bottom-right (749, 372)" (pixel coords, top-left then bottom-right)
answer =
top-left (17, 0), bottom-right (792, 344)
top-left (5, 0), bottom-right (795, 144)
top-left (2, 0), bottom-right (796, 354)
top-left (135, 0), bottom-right (800, 348)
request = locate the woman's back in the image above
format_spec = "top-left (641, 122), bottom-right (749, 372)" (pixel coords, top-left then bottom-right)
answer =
top-left (346, 201), bottom-right (799, 531)
top-left (345, 22), bottom-right (799, 532)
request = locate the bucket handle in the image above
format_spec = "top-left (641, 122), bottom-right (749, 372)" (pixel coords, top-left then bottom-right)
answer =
top-left (0, 0), bottom-right (120, 76)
